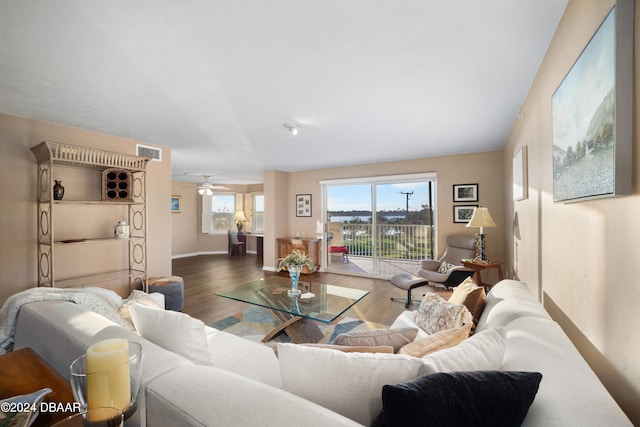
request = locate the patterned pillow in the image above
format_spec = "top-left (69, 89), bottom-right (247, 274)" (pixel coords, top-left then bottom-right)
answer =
top-left (414, 293), bottom-right (472, 334)
top-left (437, 261), bottom-right (457, 274)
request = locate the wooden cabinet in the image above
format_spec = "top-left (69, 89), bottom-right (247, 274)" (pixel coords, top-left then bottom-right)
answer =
top-left (31, 141), bottom-right (149, 291)
top-left (277, 237), bottom-right (321, 274)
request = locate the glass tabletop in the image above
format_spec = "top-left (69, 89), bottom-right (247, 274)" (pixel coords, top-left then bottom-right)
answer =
top-left (216, 276), bottom-right (369, 323)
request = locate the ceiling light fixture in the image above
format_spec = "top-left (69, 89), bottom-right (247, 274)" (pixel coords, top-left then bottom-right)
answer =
top-left (197, 175), bottom-right (229, 195)
top-left (284, 123), bottom-right (298, 135)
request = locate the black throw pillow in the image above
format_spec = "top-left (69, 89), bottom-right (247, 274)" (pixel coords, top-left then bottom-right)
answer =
top-left (379, 370), bottom-right (542, 427)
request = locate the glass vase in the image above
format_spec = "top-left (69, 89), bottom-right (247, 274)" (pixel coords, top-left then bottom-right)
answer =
top-left (287, 265), bottom-right (303, 296)
top-left (69, 342), bottom-right (143, 421)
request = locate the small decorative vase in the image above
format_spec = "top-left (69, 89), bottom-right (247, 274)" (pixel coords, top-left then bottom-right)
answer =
top-left (114, 221), bottom-right (130, 239)
top-left (290, 294), bottom-right (301, 315)
top-left (287, 264), bottom-right (303, 296)
top-left (53, 180), bottom-right (65, 200)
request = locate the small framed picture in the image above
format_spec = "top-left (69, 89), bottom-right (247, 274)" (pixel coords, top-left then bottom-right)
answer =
top-left (296, 194), bottom-right (312, 217)
top-left (171, 195), bottom-right (181, 213)
top-left (453, 205), bottom-right (478, 223)
top-left (513, 146), bottom-right (528, 201)
top-left (453, 183), bottom-right (479, 202)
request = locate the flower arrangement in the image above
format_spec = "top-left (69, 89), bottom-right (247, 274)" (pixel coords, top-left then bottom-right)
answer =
top-left (276, 249), bottom-right (315, 271)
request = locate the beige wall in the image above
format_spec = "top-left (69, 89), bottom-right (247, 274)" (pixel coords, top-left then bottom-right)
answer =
top-left (0, 113), bottom-right (172, 303)
top-left (502, 0), bottom-right (638, 422)
top-left (264, 151), bottom-right (504, 276)
top-left (171, 181), bottom-right (264, 257)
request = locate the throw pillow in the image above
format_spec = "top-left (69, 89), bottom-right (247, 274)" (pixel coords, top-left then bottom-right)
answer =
top-left (414, 293), bottom-right (472, 334)
top-left (420, 327), bottom-right (506, 373)
top-left (333, 327), bottom-right (418, 353)
top-left (129, 303), bottom-right (215, 366)
top-left (448, 277), bottom-right (487, 326)
top-left (277, 343), bottom-right (425, 426)
top-left (437, 261), bottom-right (457, 274)
top-left (379, 371), bottom-right (542, 427)
top-left (398, 323), bottom-right (471, 358)
top-left (302, 343), bottom-right (394, 354)
top-left (119, 290), bottom-right (162, 325)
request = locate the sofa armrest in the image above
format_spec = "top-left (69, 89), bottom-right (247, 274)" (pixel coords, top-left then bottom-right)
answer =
top-left (204, 326), bottom-right (282, 388)
top-left (14, 301), bottom-right (117, 379)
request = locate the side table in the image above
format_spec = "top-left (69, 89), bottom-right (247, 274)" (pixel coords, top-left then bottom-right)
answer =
top-left (0, 348), bottom-right (77, 427)
top-left (460, 260), bottom-right (504, 291)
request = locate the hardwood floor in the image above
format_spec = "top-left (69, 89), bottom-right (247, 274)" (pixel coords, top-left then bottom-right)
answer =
top-left (173, 254), bottom-right (451, 326)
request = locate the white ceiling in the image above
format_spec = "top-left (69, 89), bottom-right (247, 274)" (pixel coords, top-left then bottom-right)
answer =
top-left (0, 1), bottom-right (567, 184)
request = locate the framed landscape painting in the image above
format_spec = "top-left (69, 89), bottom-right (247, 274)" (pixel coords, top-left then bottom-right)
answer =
top-left (453, 205), bottom-right (478, 224)
top-left (551, 0), bottom-right (632, 202)
top-left (453, 184), bottom-right (478, 203)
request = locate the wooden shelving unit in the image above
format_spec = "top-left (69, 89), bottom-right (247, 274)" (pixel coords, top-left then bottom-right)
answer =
top-left (31, 141), bottom-right (150, 291)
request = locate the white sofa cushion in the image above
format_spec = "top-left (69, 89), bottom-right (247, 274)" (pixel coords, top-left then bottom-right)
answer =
top-left (277, 342), bottom-right (425, 426)
top-left (129, 304), bottom-right (215, 366)
top-left (421, 327), bottom-right (506, 373)
top-left (503, 317), bottom-right (631, 427)
top-left (476, 280), bottom-right (550, 331)
top-left (204, 326), bottom-right (282, 389)
top-left (145, 364), bottom-right (363, 427)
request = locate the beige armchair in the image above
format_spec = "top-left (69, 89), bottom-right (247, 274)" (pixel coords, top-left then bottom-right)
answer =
top-left (417, 235), bottom-right (477, 288)
top-left (390, 235), bottom-right (477, 307)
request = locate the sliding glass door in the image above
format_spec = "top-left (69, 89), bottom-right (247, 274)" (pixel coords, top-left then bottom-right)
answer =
top-left (322, 173), bottom-right (436, 278)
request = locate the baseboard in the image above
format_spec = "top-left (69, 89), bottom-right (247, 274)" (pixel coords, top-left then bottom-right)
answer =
top-left (172, 250), bottom-right (258, 259)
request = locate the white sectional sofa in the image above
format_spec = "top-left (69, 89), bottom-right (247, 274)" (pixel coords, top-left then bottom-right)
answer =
top-left (11, 280), bottom-right (631, 426)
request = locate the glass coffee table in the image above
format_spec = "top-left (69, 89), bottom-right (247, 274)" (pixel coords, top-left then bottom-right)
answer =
top-left (216, 276), bottom-right (368, 343)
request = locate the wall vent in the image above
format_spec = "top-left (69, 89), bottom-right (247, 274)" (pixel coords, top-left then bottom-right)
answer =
top-left (136, 144), bottom-right (162, 161)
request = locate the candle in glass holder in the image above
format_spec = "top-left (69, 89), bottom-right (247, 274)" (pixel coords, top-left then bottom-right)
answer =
top-left (86, 338), bottom-right (130, 411)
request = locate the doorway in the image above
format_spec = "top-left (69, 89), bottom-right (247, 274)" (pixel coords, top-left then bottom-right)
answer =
top-left (321, 173), bottom-right (436, 278)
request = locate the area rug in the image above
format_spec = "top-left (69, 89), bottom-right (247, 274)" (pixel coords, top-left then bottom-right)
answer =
top-left (209, 306), bottom-right (388, 347)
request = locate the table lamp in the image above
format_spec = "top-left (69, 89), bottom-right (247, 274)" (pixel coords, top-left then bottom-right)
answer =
top-left (466, 206), bottom-right (496, 261)
top-left (235, 211), bottom-right (246, 233)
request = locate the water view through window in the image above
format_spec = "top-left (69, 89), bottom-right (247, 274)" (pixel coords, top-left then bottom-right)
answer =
top-left (323, 174), bottom-right (436, 277)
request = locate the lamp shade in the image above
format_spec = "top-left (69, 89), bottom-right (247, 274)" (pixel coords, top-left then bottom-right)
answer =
top-left (234, 211), bottom-right (246, 222)
top-left (466, 207), bottom-right (496, 229)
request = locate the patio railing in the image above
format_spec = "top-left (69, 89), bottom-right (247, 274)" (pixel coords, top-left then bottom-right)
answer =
top-left (339, 223), bottom-right (434, 261)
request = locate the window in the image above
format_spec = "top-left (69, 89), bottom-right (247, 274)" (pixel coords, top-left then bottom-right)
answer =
top-left (321, 172), bottom-right (436, 277)
top-left (252, 193), bottom-right (264, 232)
top-left (202, 193), bottom-right (237, 233)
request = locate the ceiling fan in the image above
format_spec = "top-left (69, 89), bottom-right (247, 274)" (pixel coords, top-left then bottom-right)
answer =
top-left (197, 176), bottom-right (229, 195)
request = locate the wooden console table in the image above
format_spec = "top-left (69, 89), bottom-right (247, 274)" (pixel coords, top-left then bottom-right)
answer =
top-left (0, 348), bottom-right (76, 426)
top-left (277, 237), bottom-right (320, 274)
top-left (461, 259), bottom-right (504, 291)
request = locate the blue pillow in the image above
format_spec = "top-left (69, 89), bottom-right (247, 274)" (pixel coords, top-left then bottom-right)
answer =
top-left (378, 370), bottom-right (542, 427)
